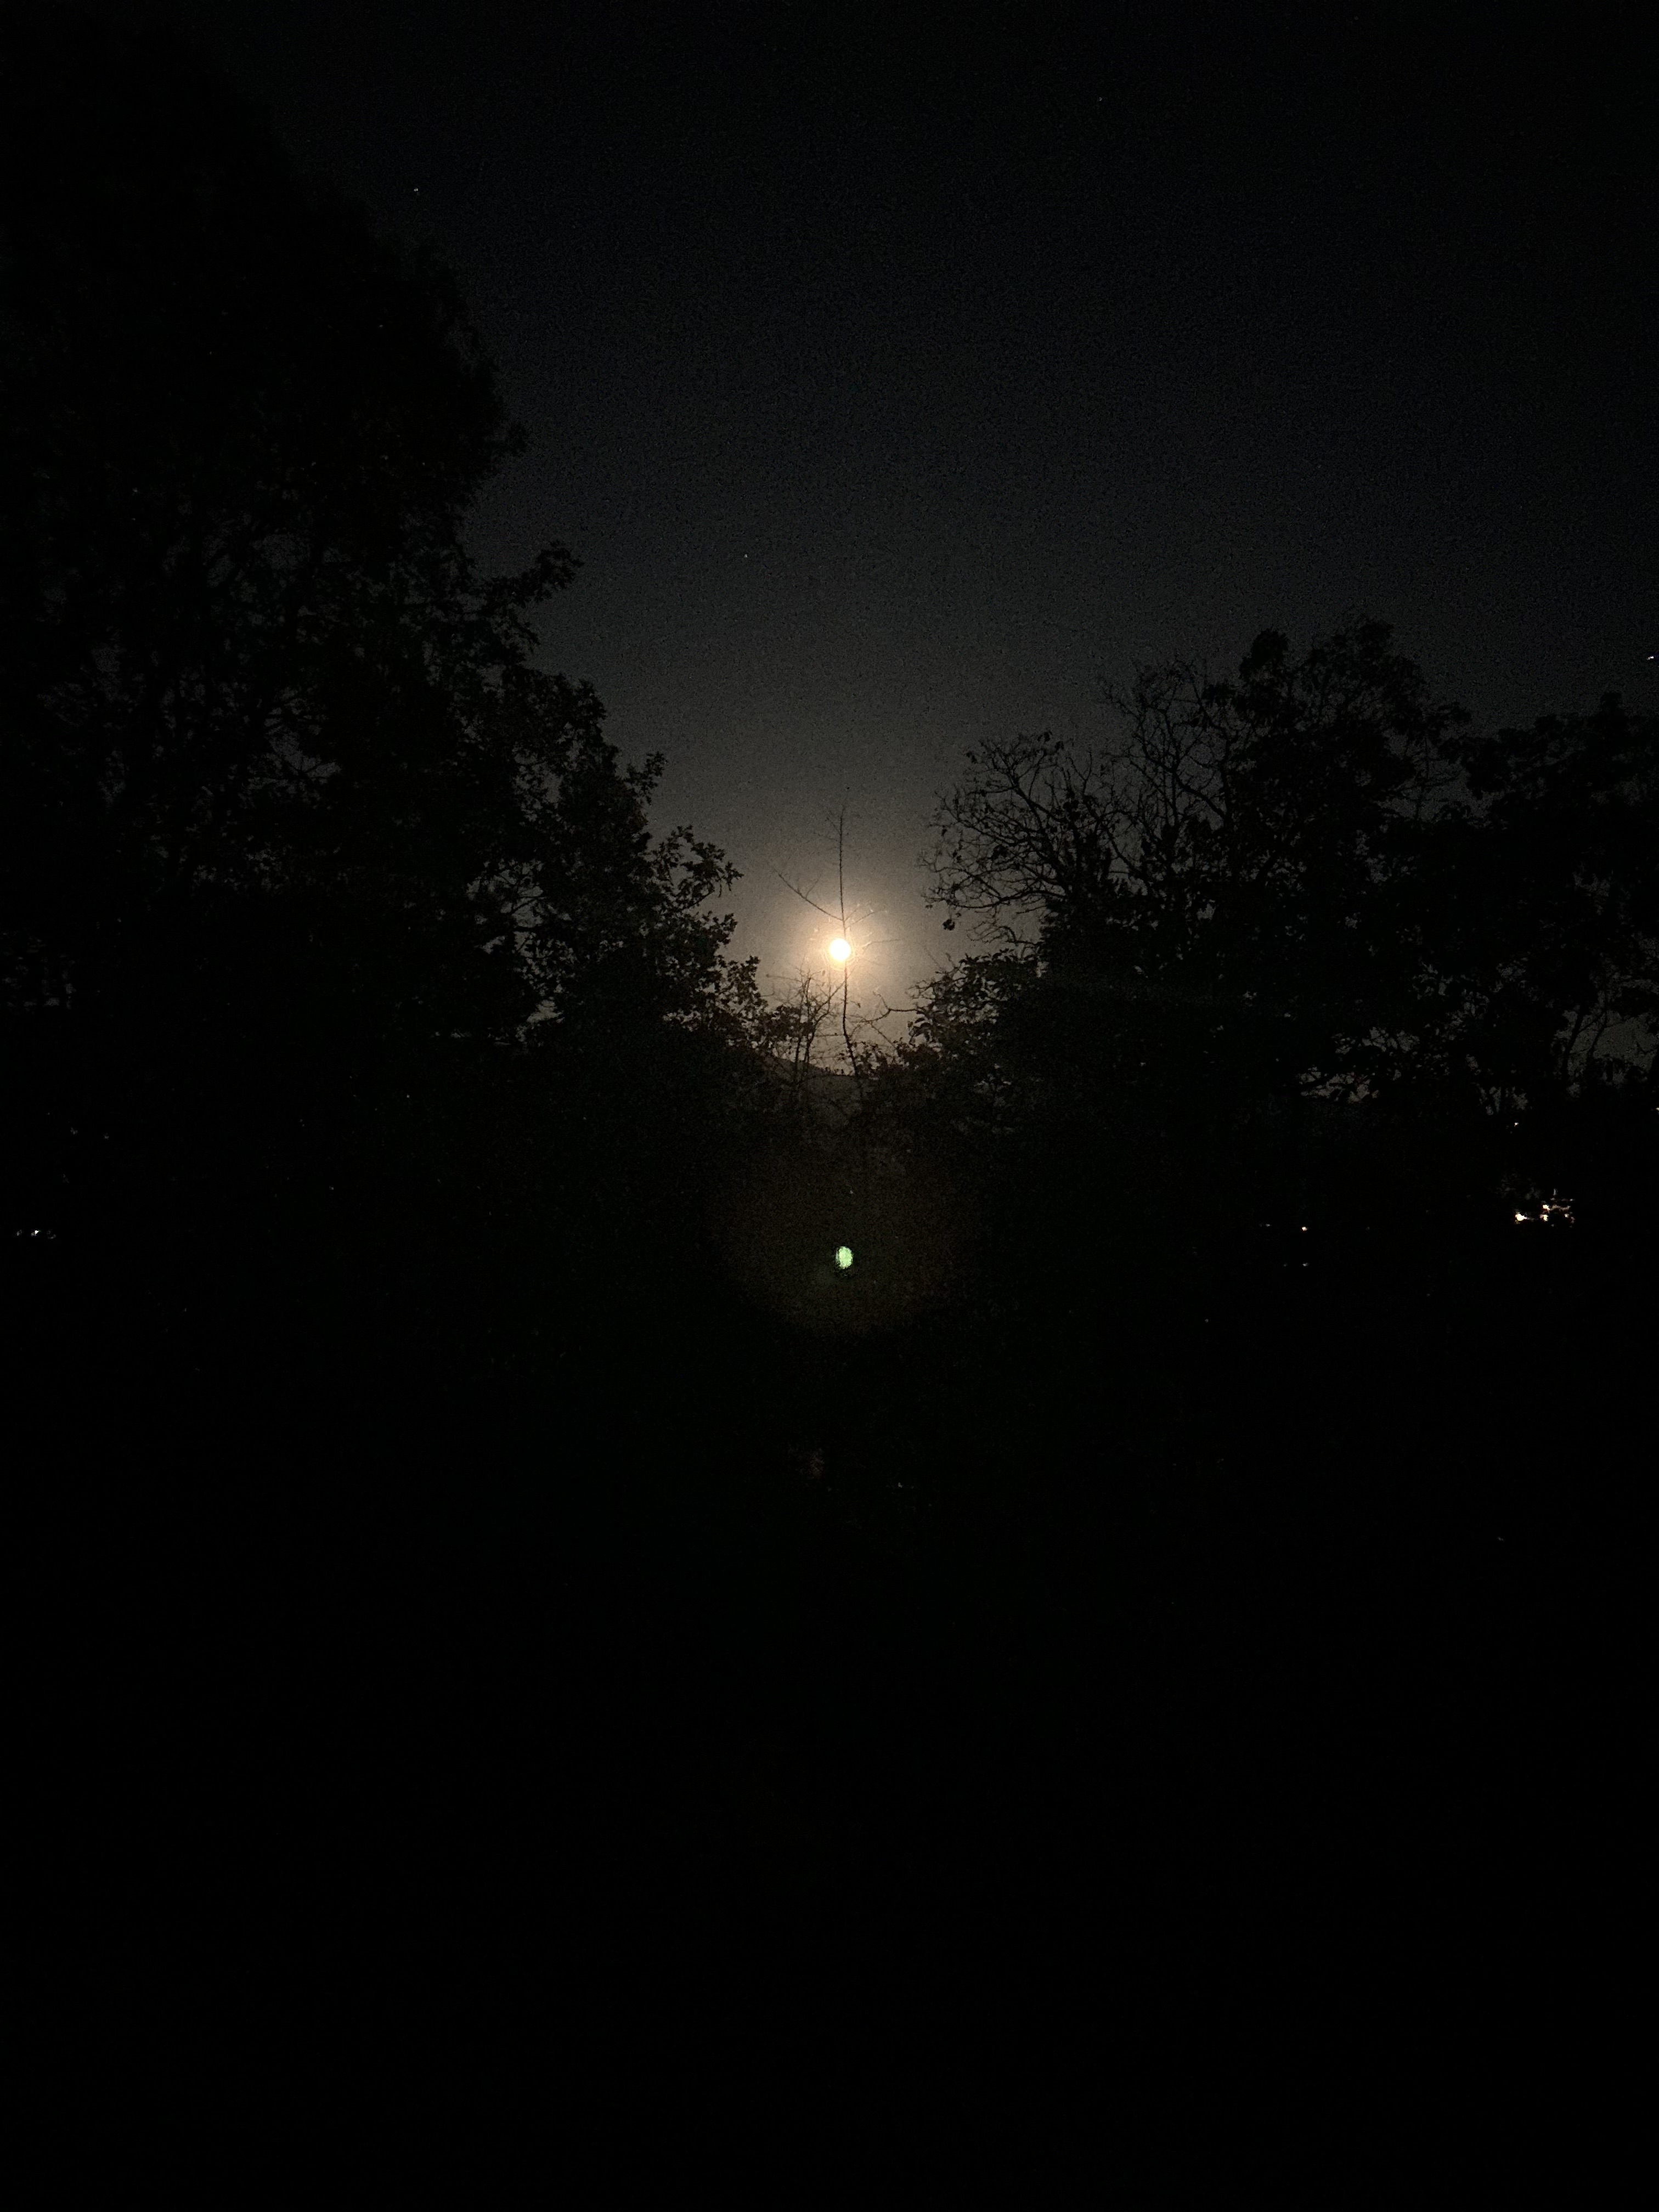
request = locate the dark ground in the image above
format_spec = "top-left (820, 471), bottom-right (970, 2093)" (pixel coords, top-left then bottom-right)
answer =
top-left (16, 1198), bottom-right (1644, 2187)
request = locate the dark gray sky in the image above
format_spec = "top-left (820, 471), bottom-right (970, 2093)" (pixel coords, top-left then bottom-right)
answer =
top-left (181, 0), bottom-right (1656, 1013)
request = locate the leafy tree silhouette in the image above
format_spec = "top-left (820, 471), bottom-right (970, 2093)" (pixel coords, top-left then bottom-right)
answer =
top-left (1387, 695), bottom-right (1658, 1108)
top-left (912, 622), bottom-right (1656, 1262)
top-left (1390, 691), bottom-right (1659, 1243)
top-left (0, 7), bottom-right (768, 1352)
top-left (3, 25), bottom-right (819, 2109)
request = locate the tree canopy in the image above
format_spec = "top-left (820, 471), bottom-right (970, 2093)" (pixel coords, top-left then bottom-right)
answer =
top-left (913, 623), bottom-right (1656, 1244)
top-left (0, 8), bottom-right (768, 1329)
top-left (2, 10), bottom-right (754, 1055)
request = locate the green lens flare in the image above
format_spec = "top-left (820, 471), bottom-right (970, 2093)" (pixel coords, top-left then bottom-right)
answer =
top-left (834, 1245), bottom-right (854, 1271)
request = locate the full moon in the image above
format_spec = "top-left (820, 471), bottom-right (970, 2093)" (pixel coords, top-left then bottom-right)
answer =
top-left (828, 937), bottom-right (851, 963)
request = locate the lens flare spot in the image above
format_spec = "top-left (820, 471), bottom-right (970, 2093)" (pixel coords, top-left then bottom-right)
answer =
top-left (834, 1244), bottom-right (854, 1271)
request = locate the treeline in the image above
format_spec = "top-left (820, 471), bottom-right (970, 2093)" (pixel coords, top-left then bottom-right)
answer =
top-left (882, 623), bottom-right (1657, 1296)
top-left (1, 12), bottom-right (795, 1466)
top-left (5, 10), bottom-right (1655, 1471)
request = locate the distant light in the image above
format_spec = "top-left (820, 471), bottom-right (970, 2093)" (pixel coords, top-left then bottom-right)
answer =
top-left (828, 937), bottom-right (851, 963)
top-left (834, 1245), bottom-right (854, 1271)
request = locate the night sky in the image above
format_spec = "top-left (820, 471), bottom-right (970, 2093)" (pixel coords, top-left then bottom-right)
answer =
top-left (179, 1), bottom-right (1655, 1014)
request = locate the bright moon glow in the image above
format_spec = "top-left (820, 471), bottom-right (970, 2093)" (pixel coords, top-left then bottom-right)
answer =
top-left (834, 1245), bottom-right (854, 1270)
top-left (828, 937), bottom-right (851, 963)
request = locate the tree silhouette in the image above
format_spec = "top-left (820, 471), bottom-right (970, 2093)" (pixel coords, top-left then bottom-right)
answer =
top-left (0, 8), bottom-right (765, 1289)
top-left (1384, 693), bottom-right (1658, 1115)
top-left (926, 624), bottom-right (1463, 1093)
top-left (915, 622), bottom-right (1656, 1256)
top-left (913, 625), bottom-right (1463, 1244)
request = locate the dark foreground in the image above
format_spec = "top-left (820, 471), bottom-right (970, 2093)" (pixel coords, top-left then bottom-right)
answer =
top-left (18, 1216), bottom-right (1644, 2188)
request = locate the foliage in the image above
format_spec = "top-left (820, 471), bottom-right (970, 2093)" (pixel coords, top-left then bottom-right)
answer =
top-left (0, 9), bottom-right (768, 1317)
top-left (926, 624), bottom-right (1462, 1090)
top-left (1379, 693), bottom-right (1659, 1114)
top-left (1, 12), bottom-right (758, 1058)
top-left (916, 623), bottom-right (1656, 1242)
